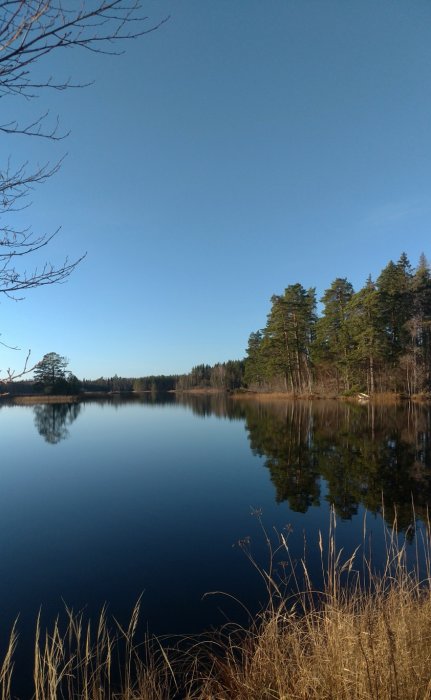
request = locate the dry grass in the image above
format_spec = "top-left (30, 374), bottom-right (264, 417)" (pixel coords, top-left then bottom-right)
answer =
top-left (411, 393), bottom-right (431, 403)
top-left (192, 511), bottom-right (431, 700)
top-left (233, 391), bottom-right (431, 403)
top-left (174, 388), bottom-right (226, 395)
top-left (2, 511), bottom-right (431, 699)
top-left (230, 391), bottom-right (304, 401)
top-left (7, 395), bottom-right (80, 405)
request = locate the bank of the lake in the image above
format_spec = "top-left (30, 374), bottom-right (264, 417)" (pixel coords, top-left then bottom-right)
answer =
top-left (3, 391), bottom-right (150, 405)
top-left (6, 394), bottom-right (81, 404)
top-left (5, 387), bottom-right (431, 406)
top-left (175, 386), bottom-right (431, 402)
top-left (231, 389), bottom-right (431, 405)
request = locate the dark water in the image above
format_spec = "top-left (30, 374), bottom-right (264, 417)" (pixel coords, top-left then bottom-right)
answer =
top-left (1, 395), bottom-right (430, 691)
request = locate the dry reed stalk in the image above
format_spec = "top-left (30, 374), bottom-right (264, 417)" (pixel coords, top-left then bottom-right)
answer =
top-left (0, 509), bottom-right (430, 698)
top-left (189, 508), bottom-right (431, 700)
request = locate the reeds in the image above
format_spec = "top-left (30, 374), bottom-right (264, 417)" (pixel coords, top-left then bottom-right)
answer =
top-left (192, 509), bottom-right (431, 699)
top-left (29, 601), bottom-right (176, 700)
top-left (2, 509), bottom-right (431, 698)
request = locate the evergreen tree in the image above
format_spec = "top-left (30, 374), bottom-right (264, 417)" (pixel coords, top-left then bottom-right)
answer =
top-left (404, 253), bottom-right (431, 393)
top-left (67, 374), bottom-right (81, 395)
top-left (313, 277), bottom-right (354, 392)
top-left (244, 331), bottom-right (266, 388)
top-left (34, 352), bottom-right (69, 394)
top-left (263, 284), bottom-right (316, 393)
top-left (346, 277), bottom-right (384, 394)
top-left (376, 254), bottom-right (413, 385)
top-left (243, 250), bottom-right (430, 396)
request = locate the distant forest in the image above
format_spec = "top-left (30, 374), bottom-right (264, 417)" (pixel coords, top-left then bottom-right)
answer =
top-left (5, 252), bottom-right (430, 397)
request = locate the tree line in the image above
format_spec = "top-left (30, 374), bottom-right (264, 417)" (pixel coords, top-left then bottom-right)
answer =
top-left (3, 358), bottom-right (179, 396)
top-left (5, 251), bottom-right (429, 398)
top-left (176, 361), bottom-right (245, 391)
top-left (244, 252), bottom-right (431, 396)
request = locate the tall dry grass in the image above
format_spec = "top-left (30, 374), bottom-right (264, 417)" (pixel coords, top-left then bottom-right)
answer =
top-left (192, 509), bottom-right (431, 700)
top-left (2, 509), bottom-right (431, 699)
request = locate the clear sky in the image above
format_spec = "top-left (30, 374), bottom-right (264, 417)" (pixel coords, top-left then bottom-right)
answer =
top-left (1, 0), bottom-right (430, 379)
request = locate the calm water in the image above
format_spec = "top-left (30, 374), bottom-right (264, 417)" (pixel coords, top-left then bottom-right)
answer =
top-left (1, 395), bottom-right (431, 688)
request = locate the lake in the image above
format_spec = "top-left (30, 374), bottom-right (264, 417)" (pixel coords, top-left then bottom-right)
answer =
top-left (1, 395), bottom-right (430, 689)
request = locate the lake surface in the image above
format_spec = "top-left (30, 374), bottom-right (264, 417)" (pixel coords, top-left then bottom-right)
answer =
top-left (1, 395), bottom-right (430, 688)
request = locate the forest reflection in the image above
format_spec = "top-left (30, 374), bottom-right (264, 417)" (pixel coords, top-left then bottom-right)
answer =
top-left (33, 402), bottom-right (81, 444)
top-left (29, 394), bottom-right (431, 531)
top-left (172, 394), bottom-right (431, 531)
top-left (238, 400), bottom-right (431, 532)
top-left (174, 392), bottom-right (245, 420)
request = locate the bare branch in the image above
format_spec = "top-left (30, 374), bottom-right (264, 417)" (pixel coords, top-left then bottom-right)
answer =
top-left (0, 1), bottom-right (169, 101)
top-left (4, 348), bottom-right (36, 381)
top-left (0, 1), bottom-right (167, 380)
top-left (0, 252), bottom-right (87, 297)
top-left (0, 335), bottom-right (19, 351)
top-left (0, 112), bottom-right (68, 139)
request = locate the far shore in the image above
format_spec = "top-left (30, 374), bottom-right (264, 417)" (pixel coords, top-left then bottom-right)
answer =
top-left (5, 394), bottom-right (82, 405)
top-left (175, 388), bottom-right (431, 403)
top-left (2, 391), bottom-right (145, 405)
top-left (172, 387), bottom-right (227, 395)
top-left (230, 390), bottom-right (431, 403)
top-left (2, 389), bottom-right (430, 406)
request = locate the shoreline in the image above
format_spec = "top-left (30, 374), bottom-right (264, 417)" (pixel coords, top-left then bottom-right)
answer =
top-left (4, 394), bottom-right (82, 405)
top-left (2, 389), bottom-right (430, 406)
top-left (2, 391), bottom-right (146, 405)
top-left (230, 390), bottom-right (431, 403)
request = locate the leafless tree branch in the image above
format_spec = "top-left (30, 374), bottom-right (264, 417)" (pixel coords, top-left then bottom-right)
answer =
top-left (0, 1), bottom-right (168, 98)
top-left (3, 348), bottom-right (36, 381)
top-left (0, 1), bottom-right (168, 377)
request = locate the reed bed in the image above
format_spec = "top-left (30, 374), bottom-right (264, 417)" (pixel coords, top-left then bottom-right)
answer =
top-left (7, 395), bottom-right (80, 405)
top-left (3, 510), bottom-right (431, 699)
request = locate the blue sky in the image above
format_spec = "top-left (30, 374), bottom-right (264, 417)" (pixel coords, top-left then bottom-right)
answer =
top-left (1, 0), bottom-right (430, 379)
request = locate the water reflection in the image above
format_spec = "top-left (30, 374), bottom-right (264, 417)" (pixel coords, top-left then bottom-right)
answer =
top-left (32, 393), bottom-right (176, 442)
top-left (29, 394), bottom-right (431, 532)
top-left (108, 392), bottom-right (177, 408)
top-left (158, 393), bottom-right (431, 532)
top-left (1, 392), bottom-right (430, 696)
top-left (239, 399), bottom-right (431, 531)
top-left (175, 392), bottom-right (245, 420)
top-left (33, 402), bottom-right (81, 444)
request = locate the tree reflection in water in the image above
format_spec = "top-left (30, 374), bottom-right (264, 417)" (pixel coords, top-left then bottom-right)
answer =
top-left (33, 402), bottom-right (81, 444)
top-left (29, 394), bottom-right (431, 532)
top-left (240, 399), bottom-right (431, 532)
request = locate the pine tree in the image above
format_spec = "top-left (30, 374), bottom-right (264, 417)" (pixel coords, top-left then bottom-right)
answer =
top-left (263, 285), bottom-right (316, 393)
top-left (346, 277), bottom-right (384, 394)
top-left (376, 254), bottom-right (413, 386)
top-left (404, 253), bottom-right (431, 393)
top-left (34, 352), bottom-right (69, 394)
top-left (313, 277), bottom-right (354, 393)
top-left (244, 331), bottom-right (266, 388)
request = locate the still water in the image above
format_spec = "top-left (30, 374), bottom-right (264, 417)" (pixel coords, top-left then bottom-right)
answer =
top-left (1, 395), bottom-right (430, 644)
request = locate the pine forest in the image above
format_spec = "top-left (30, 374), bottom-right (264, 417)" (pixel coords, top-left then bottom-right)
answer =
top-left (243, 252), bottom-right (431, 396)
